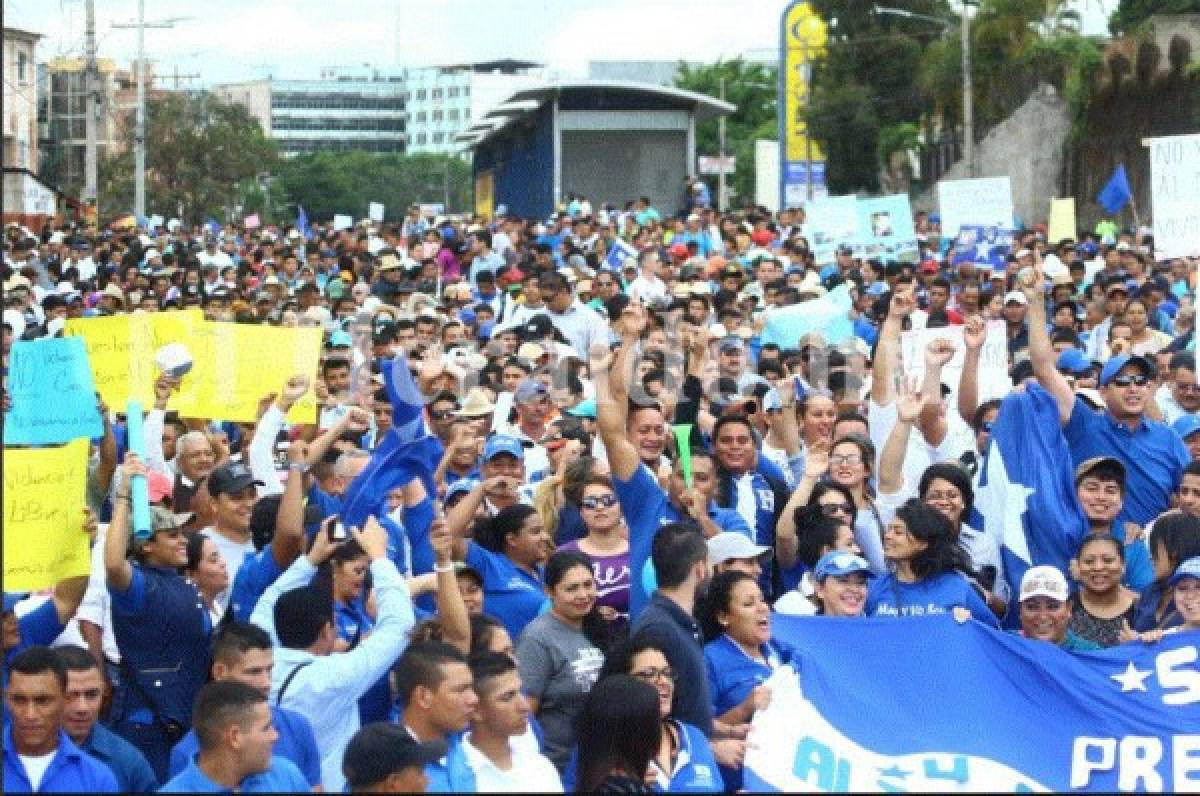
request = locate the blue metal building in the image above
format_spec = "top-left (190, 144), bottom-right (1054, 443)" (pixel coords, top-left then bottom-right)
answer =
top-left (458, 81), bottom-right (734, 220)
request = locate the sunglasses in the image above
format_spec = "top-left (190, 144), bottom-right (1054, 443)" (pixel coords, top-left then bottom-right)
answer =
top-left (820, 502), bottom-right (855, 517)
top-left (1110, 374), bottom-right (1149, 387)
top-left (429, 408), bottom-right (459, 420)
top-left (581, 494), bottom-right (618, 510)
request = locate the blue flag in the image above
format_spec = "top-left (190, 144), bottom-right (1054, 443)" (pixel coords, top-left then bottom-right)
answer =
top-left (204, 218), bottom-right (222, 237)
top-left (1097, 164), bottom-right (1132, 214)
top-left (760, 284), bottom-right (855, 348)
top-left (296, 205), bottom-right (313, 241)
top-left (746, 615), bottom-right (1200, 792)
top-left (974, 383), bottom-right (1087, 621)
top-left (605, 237), bottom-right (638, 271)
top-left (338, 352), bottom-right (442, 529)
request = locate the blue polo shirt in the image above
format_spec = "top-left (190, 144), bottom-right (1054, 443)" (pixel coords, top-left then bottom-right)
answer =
top-left (159, 755), bottom-right (309, 792)
top-left (464, 541), bottom-right (547, 641)
top-left (3, 726), bottom-right (119, 793)
top-left (615, 462), bottom-right (754, 622)
top-left (1063, 396), bottom-right (1189, 526)
top-left (866, 571), bottom-right (999, 628)
top-left (703, 634), bottom-right (796, 791)
top-left (632, 594), bottom-right (713, 737)
top-left (79, 723), bottom-right (158, 793)
top-left (228, 545), bottom-right (283, 622)
top-left (168, 705), bottom-right (321, 787)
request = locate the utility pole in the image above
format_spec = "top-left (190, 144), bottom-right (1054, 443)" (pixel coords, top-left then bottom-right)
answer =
top-left (717, 77), bottom-right (726, 212)
top-left (961, 0), bottom-right (975, 176)
top-left (83, 0), bottom-right (99, 215)
top-left (112, 6), bottom-right (191, 222)
top-left (168, 65), bottom-right (201, 91)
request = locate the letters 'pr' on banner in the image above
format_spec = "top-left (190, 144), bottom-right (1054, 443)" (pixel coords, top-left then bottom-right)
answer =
top-left (744, 615), bottom-right (1200, 793)
top-left (3, 438), bottom-right (92, 591)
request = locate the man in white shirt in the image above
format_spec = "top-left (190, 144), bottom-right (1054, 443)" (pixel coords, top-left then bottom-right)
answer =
top-left (538, 272), bottom-right (610, 360)
top-left (463, 653), bottom-right (562, 793)
top-left (199, 462), bottom-right (263, 610)
top-left (1156, 351), bottom-right (1200, 425)
top-left (628, 249), bottom-right (669, 308)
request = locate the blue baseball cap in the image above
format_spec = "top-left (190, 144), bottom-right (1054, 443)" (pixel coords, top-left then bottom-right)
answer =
top-left (813, 551), bottom-right (875, 582)
top-left (3, 592), bottom-right (29, 614)
top-left (1056, 348), bottom-right (1093, 376)
top-left (865, 282), bottom-right (887, 296)
top-left (445, 478), bottom-right (479, 504)
top-left (514, 379), bottom-right (549, 405)
top-left (1172, 414), bottom-right (1200, 440)
top-left (566, 398), bottom-right (596, 419)
top-left (328, 329), bottom-right (353, 348)
top-left (1169, 556), bottom-right (1200, 587)
top-left (477, 320), bottom-right (495, 341)
top-left (482, 434), bottom-right (525, 462)
top-left (1098, 354), bottom-right (1153, 387)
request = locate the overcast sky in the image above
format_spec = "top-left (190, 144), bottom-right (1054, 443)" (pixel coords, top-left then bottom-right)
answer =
top-left (9, 0), bottom-right (1112, 87)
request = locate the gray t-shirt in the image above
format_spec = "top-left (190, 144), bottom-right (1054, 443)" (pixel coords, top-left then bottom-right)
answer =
top-left (515, 612), bottom-right (604, 772)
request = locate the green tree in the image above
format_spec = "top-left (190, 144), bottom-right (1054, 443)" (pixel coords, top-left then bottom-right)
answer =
top-left (674, 58), bottom-right (778, 207)
top-left (274, 152), bottom-right (471, 222)
top-left (98, 92), bottom-right (278, 224)
top-left (1110, 0), bottom-right (1200, 34)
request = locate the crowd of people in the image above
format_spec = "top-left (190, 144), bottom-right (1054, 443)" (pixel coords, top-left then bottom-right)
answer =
top-left (2, 194), bottom-right (1199, 793)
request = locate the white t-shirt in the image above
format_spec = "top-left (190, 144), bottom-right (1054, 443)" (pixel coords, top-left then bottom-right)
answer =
top-left (18, 751), bottom-right (56, 790)
top-left (774, 572), bottom-right (818, 616)
top-left (200, 527), bottom-right (255, 611)
top-left (628, 274), bottom-right (669, 307)
top-left (463, 735), bottom-right (563, 793)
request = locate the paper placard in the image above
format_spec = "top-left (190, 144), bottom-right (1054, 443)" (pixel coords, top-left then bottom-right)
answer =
top-left (4, 337), bottom-right (103, 445)
top-left (333, 214), bottom-right (354, 231)
top-left (855, 194), bottom-right (918, 262)
top-left (805, 195), bottom-right (859, 264)
top-left (937, 177), bottom-right (1014, 238)
top-left (1147, 133), bottom-right (1200, 259)
top-left (1047, 198), bottom-right (1077, 244)
top-left (900, 320), bottom-right (1011, 404)
top-left (368, 202), bottom-right (385, 222)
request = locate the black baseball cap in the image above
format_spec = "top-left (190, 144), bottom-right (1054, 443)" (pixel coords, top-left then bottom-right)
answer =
top-left (523, 314), bottom-right (556, 342)
top-left (207, 462), bottom-right (264, 496)
top-left (342, 723), bottom-right (445, 788)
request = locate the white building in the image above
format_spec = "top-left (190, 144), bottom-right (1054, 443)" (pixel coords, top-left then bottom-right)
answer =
top-left (3, 27), bottom-right (42, 171)
top-left (404, 60), bottom-right (546, 155)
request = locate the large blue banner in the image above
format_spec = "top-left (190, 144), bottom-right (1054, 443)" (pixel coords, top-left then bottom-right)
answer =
top-left (745, 615), bottom-right (1200, 792)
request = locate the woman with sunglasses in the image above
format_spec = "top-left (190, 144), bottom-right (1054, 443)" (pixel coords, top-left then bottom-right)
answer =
top-left (559, 476), bottom-right (631, 640)
top-left (774, 505), bottom-right (862, 615)
top-left (699, 571), bottom-right (796, 791)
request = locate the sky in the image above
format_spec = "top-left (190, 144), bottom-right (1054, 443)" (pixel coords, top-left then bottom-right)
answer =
top-left (8, 0), bottom-right (1115, 89)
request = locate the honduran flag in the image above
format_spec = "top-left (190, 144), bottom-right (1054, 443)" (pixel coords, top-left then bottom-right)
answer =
top-left (605, 237), bottom-right (638, 271)
top-left (339, 352), bottom-right (442, 529)
top-left (974, 383), bottom-right (1087, 624)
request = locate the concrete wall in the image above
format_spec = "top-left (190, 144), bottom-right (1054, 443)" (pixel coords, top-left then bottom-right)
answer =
top-left (916, 83), bottom-right (1071, 227)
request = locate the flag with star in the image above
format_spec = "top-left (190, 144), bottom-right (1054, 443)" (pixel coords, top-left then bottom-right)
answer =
top-left (974, 383), bottom-right (1088, 626)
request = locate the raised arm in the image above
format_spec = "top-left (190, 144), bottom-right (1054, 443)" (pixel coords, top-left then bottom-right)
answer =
top-left (775, 437), bottom-right (831, 570)
top-left (270, 438), bottom-right (311, 570)
top-left (871, 289), bottom-right (914, 407)
top-left (958, 315), bottom-right (986, 425)
top-left (878, 379), bottom-right (923, 496)
top-left (92, 394), bottom-right (118, 500)
top-left (104, 453), bottom-right (141, 592)
top-left (916, 338), bottom-right (956, 447)
top-left (303, 406), bottom-right (370, 466)
top-left (249, 375), bottom-right (311, 496)
top-left (592, 342), bottom-right (641, 480)
top-left (1022, 266), bottom-right (1074, 425)
top-left (430, 518), bottom-right (469, 653)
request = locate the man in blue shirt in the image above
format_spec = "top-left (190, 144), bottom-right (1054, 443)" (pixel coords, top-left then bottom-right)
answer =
top-left (168, 622), bottom-right (322, 789)
top-left (159, 681), bottom-right (309, 792)
top-left (3, 569), bottom-right (89, 692)
top-left (1023, 267), bottom-right (1189, 526)
top-left (393, 641), bottom-right (478, 792)
top-left (3, 646), bottom-right (119, 793)
top-left (343, 722), bottom-right (445, 793)
top-left (56, 645), bottom-right (157, 792)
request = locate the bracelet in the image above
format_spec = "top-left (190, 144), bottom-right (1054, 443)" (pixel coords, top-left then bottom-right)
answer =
top-left (433, 562), bottom-right (455, 573)
top-left (288, 462), bottom-right (310, 474)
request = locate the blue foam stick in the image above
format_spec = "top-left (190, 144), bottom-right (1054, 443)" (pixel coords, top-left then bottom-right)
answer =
top-left (125, 400), bottom-right (152, 539)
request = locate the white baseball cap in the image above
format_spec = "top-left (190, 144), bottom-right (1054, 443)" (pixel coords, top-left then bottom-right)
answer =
top-left (707, 532), bottom-right (771, 566)
top-left (1019, 565), bottom-right (1068, 602)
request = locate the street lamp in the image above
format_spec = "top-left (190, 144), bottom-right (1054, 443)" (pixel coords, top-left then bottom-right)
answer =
top-left (874, 3), bottom-right (975, 176)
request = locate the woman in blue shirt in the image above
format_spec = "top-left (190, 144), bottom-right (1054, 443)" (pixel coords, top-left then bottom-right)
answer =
top-left (865, 499), bottom-right (998, 627)
top-left (599, 637), bottom-right (721, 793)
top-left (451, 504), bottom-right (551, 640)
top-left (699, 571), bottom-right (797, 791)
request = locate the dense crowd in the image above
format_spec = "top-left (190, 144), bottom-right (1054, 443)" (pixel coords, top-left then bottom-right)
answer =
top-left (2, 195), bottom-right (1199, 793)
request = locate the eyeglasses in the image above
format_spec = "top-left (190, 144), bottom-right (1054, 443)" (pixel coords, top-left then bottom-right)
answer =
top-left (830, 454), bottom-right (863, 466)
top-left (581, 494), bottom-right (618, 511)
top-left (820, 502), bottom-right (855, 517)
top-left (1110, 374), bottom-right (1149, 387)
top-left (631, 667), bottom-right (675, 683)
top-left (924, 491), bottom-right (962, 502)
top-left (429, 409), bottom-right (458, 420)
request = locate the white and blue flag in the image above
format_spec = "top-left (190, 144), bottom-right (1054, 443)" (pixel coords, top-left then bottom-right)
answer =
top-left (605, 237), bottom-right (638, 271)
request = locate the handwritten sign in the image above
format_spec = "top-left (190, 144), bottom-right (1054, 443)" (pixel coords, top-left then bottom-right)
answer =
top-left (4, 337), bottom-right (103, 445)
top-left (65, 311), bottom-right (205, 415)
top-left (937, 177), bottom-right (1014, 238)
top-left (900, 320), bottom-right (1011, 404)
top-left (191, 322), bottom-right (322, 423)
top-left (1148, 133), bottom-right (1200, 260)
top-left (3, 438), bottom-right (91, 591)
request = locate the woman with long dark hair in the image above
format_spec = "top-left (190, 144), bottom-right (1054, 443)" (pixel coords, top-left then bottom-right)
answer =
top-left (515, 550), bottom-right (606, 775)
top-left (865, 499), bottom-right (998, 626)
top-left (774, 504), bottom-right (862, 616)
top-left (574, 675), bottom-right (660, 793)
top-left (183, 532), bottom-right (229, 628)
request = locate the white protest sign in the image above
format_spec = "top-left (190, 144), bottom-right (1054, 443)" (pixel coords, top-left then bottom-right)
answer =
top-left (332, 214), bottom-right (353, 231)
top-left (147, 214), bottom-right (165, 229)
top-left (368, 202), bottom-right (385, 223)
top-left (804, 195), bottom-right (859, 264)
top-left (1148, 133), bottom-right (1200, 260)
top-left (937, 177), bottom-right (1013, 238)
top-left (900, 320), bottom-right (1010, 405)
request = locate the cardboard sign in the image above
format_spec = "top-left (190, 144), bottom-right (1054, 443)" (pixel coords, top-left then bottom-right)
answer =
top-left (4, 337), bottom-right (103, 445)
top-left (937, 177), bottom-right (1014, 238)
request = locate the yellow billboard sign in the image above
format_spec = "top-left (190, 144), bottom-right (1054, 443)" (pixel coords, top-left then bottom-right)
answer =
top-left (782, 1), bottom-right (828, 164)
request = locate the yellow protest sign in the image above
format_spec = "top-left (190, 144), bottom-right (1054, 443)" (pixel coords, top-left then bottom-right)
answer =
top-left (190, 322), bottom-right (322, 423)
top-left (1047, 198), bottom-right (1077, 244)
top-left (65, 310), bottom-right (205, 414)
top-left (3, 438), bottom-right (91, 591)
